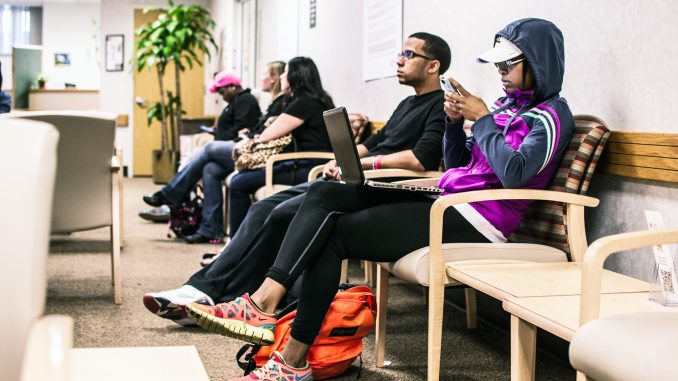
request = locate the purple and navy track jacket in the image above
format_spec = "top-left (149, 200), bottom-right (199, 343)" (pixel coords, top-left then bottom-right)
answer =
top-left (437, 18), bottom-right (575, 239)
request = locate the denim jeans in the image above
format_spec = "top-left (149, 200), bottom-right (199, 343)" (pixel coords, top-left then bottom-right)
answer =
top-left (161, 140), bottom-right (236, 238)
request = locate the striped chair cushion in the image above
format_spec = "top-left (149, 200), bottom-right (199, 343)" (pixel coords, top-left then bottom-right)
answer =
top-left (508, 116), bottom-right (611, 258)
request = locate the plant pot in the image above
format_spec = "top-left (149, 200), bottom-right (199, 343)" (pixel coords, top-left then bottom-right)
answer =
top-left (152, 149), bottom-right (179, 184)
top-left (38, 80), bottom-right (46, 89)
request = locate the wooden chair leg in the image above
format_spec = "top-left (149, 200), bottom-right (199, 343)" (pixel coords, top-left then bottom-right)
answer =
top-left (363, 260), bottom-right (371, 283)
top-left (115, 146), bottom-right (124, 248)
top-left (464, 288), bottom-right (477, 329)
top-left (427, 274), bottom-right (445, 381)
top-left (339, 259), bottom-right (349, 284)
top-left (223, 182), bottom-right (229, 237)
top-left (375, 265), bottom-right (389, 367)
top-left (111, 170), bottom-right (122, 304)
top-left (361, 261), bottom-right (378, 287)
top-left (510, 315), bottom-right (536, 381)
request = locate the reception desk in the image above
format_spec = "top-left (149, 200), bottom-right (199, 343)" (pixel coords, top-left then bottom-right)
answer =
top-left (29, 89), bottom-right (99, 110)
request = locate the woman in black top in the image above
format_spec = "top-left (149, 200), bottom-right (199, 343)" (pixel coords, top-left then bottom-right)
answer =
top-left (142, 64), bottom-right (286, 244)
top-left (228, 57), bottom-right (334, 236)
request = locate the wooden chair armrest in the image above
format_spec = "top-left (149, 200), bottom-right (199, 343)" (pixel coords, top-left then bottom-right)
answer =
top-left (363, 169), bottom-right (444, 180)
top-left (580, 228), bottom-right (678, 324)
top-left (308, 164), bottom-right (326, 182)
top-left (265, 152), bottom-right (335, 195)
top-left (21, 315), bottom-right (73, 381)
top-left (431, 189), bottom-right (599, 210)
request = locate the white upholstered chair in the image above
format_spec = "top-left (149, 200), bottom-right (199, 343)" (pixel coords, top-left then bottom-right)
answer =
top-left (569, 228), bottom-right (678, 381)
top-left (0, 118), bottom-right (64, 381)
top-left (1, 111), bottom-right (124, 304)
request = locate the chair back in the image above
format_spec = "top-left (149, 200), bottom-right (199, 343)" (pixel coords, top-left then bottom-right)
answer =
top-left (7, 111), bottom-right (117, 233)
top-left (0, 119), bottom-right (59, 381)
top-left (508, 115), bottom-right (610, 259)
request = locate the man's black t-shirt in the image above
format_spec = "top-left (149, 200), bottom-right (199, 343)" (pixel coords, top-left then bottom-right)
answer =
top-left (215, 88), bottom-right (262, 141)
top-left (362, 89), bottom-right (445, 170)
top-left (282, 95), bottom-right (332, 152)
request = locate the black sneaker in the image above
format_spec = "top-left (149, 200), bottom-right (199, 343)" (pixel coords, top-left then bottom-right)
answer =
top-left (139, 205), bottom-right (170, 222)
top-left (143, 191), bottom-right (168, 207)
top-left (184, 233), bottom-right (224, 244)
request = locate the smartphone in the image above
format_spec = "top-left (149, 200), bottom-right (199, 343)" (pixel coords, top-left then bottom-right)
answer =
top-left (440, 77), bottom-right (461, 96)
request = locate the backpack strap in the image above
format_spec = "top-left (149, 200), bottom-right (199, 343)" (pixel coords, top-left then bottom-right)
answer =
top-left (235, 300), bottom-right (299, 375)
top-left (236, 344), bottom-right (260, 375)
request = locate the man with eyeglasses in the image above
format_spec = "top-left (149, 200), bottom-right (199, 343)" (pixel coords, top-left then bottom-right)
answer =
top-left (142, 32), bottom-right (467, 325)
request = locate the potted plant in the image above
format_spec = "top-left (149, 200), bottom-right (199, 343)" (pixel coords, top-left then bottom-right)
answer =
top-left (36, 73), bottom-right (48, 89)
top-left (135, 0), bottom-right (217, 184)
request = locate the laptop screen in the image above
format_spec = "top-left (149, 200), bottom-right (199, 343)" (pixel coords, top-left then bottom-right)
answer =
top-left (322, 107), bottom-right (365, 185)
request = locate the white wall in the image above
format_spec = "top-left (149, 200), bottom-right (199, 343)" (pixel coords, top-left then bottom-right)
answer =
top-left (261, 0), bottom-right (678, 131)
top-left (256, 0), bottom-right (678, 279)
top-left (99, 0), bottom-right (209, 174)
top-left (42, 2), bottom-right (100, 89)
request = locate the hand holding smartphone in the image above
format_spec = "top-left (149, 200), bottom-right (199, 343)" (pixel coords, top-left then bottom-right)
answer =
top-left (440, 76), bottom-right (461, 96)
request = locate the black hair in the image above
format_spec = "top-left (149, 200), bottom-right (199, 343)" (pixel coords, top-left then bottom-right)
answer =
top-left (285, 56), bottom-right (334, 109)
top-left (408, 32), bottom-right (451, 74)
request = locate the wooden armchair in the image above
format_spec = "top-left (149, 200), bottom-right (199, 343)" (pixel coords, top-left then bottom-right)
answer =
top-left (569, 228), bottom-right (678, 381)
top-left (375, 115), bottom-right (611, 380)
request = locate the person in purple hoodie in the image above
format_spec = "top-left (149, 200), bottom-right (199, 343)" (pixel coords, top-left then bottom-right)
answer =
top-left (187, 18), bottom-right (574, 380)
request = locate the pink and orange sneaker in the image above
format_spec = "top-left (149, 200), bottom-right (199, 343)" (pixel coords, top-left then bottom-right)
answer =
top-left (231, 352), bottom-right (312, 381)
top-left (185, 293), bottom-right (277, 345)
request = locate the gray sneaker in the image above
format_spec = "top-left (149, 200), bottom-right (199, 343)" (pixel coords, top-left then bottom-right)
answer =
top-left (139, 205), bottom-right (170, 223)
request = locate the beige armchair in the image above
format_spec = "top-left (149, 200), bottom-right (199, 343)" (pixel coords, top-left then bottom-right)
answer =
top-left (2, 111), bottom-right (124, 304)
top-left (569, 228), bottom-right (678, 381)
top-left (374, 115), bottom-right (611, 381)
top-left (0, 119), bottom-right (60, 381)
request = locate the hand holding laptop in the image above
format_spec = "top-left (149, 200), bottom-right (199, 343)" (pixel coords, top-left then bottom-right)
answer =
top-left (323, 159), bottom-right (341, 180)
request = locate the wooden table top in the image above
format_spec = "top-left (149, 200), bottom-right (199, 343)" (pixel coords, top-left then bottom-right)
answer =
top-left (503, 292), bottom-right (670, 341)
top-left (446, 262), bottom-right (649, 300)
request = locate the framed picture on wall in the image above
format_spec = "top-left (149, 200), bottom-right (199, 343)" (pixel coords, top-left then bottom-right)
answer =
top-left (105, 34), bottom-right (124, 72)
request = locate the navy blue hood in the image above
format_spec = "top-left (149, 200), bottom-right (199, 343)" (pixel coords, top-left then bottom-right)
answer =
top-left (495, 18), bottom-right (565, 103)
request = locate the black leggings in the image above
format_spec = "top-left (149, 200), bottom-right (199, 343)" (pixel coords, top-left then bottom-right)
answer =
top-left (265, 181), bottom-right (490, 345)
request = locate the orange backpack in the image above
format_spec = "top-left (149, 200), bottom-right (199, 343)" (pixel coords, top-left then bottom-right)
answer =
top-left (236, 285), bottom-right (377, 380)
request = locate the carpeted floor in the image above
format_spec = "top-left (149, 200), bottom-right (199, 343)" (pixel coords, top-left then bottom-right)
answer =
top-left (45, 177), bottom-right (575, 380)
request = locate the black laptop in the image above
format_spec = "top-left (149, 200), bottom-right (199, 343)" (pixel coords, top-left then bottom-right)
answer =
top-left (322, 107), bottom-right (443, 194)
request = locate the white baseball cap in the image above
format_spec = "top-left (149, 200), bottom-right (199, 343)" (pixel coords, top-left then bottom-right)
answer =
top-left (476, 37), bottom-right (523, 64)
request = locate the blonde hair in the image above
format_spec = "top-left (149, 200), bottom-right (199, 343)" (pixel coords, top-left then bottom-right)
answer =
top-left (267, 60), bottom-right (286, 99)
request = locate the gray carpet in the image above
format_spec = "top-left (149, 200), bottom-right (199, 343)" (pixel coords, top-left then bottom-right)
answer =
top-left (45, 177), bottom-right (575, 380)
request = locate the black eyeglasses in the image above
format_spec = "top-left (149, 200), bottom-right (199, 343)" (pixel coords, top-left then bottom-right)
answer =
top-left (397, 50), bottom-right (434, 61)
top-left (494, 56), bottom-right (525, 71)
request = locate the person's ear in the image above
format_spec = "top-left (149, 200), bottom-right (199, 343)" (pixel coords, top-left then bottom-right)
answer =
top-left (427, 60), bottom-right (440, 75)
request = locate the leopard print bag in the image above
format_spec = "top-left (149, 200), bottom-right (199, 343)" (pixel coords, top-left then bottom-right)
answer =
top-left (234, 134), bottom-right (293, 172)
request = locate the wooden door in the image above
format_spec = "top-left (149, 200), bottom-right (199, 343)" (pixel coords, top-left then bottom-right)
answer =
top-left (133, 9), bottom-right (205, 176)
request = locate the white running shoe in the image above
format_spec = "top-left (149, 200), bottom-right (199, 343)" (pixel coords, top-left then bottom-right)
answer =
top-left (142, 285), bottom-right (214, 326)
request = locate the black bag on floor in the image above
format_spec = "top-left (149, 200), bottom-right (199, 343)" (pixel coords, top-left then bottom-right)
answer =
top-left (167, 184), bottom-right (203, 238)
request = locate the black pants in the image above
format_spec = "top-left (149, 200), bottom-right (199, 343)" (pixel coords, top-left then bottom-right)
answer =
top-left (186, 181), bottom-right (315, 302)
top-left (228, 160), bottom-right (321, 236)
top-left (263, 181), bottom-right (490, 345)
